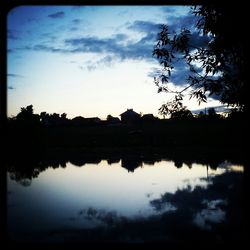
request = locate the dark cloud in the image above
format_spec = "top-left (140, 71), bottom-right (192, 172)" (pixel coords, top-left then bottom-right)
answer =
top-left (48, 11), bottom-right (65, 19)
top-left (33, 44), bottom-right (66, 53)
top-left (8, 86), bottom-right (15, 90)
top-left (11, 15), bottom-right (209, 79)
top-left (128, 20), bottom-right (161, 34)
top-left (16, 17), bottom-right (204, 71)
top-left (64, 33), bottom-right (155, 62)
top-left (148, 59), bottom-right (192, 87)
top-left (65, 37), bottom-right (118, 53)
top-left (167, 14), bottom-right (199, 32)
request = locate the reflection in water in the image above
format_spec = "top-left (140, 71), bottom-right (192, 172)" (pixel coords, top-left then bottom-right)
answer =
top-left (7, 152), bottom-right (245, 246)
top-left (193, 199), bottom-right (227, 230)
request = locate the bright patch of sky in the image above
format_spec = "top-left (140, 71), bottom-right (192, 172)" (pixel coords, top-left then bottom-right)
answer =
top-left (7, 5), bottom-right (221, 119)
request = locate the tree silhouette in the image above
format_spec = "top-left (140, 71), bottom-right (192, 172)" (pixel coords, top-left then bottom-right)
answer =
top-left (153, 5), bottom-right (246, 116)
top-left (16, 105), bottom-right (40, 125)
top-left (17, 105), bottom-right (34, 119)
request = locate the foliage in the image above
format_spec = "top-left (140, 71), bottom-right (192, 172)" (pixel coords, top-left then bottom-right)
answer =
top-left (153, 5), bottom-right (246, 116)
top-left (158, 93), bottom-right (193, 119)
top-left (16, 105), bottom-right (40, 125)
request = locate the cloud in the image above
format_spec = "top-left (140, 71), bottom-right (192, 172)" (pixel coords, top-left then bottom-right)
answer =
top-left (83, 55), bottom-right (117, 71)
top-left (48, 11), bottom-right (65, 19)
top-left (167, 14), bottom-right (199, 32)
top-left (11, 20), bottom-right (164, 69)
top-left (7, 73), bottom-right (23, 78)
top-left (128, 20), bottom-right (161, 34)
top-left (148, 59), bottom-right (192, 87)
top-left (33, 44), bottom-right (66, 53)
top-left (72, 19), bottom-right (82, 24)
top-left (64, 32), bottom-right (155, 62)
top-left (8, 86), bottom-right (15, 90)
top-left (11, 18), bottom-right (158, 64)
top-left (11, 15), bottom-right (209, 77)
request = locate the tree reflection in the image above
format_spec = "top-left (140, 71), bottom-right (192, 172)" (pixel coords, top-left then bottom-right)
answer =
top-left (41, 170), bottom-right (245, 246)
top-left (7, 150), bottom-right (246, 246)
top-left (150, 170), bottom-right (245, 244)
top-left (7, 148), bottom-right (245, 184)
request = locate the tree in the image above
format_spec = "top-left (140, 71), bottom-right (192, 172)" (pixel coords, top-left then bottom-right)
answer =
top-left (61, 113), bottom-right (67, 119)
top-left (170, 108), bottom-right (193, 120)
top-left (106, 114), bottom-right (113, 121)
top-left (16, 105), bottom-right (39, 124)
top-left (17, 105), bottom-right (34, 120)
top-left (153, 5), bottom-right (246, 117)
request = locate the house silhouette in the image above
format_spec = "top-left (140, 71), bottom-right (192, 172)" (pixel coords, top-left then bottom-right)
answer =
top-left (120, 109), bottom-right (141, 123)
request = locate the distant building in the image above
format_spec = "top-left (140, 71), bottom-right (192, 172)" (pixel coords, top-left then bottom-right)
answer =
top-left (85, 117), bottom-right (101, 125)
top-left (120, 109), bottom-right (141, 123)
top-left (71, 116), bottom-right (101, 126)
top-left (71, 116), bottom-right (86, 126)
top-left (141, 114), bottom-right (156, 122)
top-left (106, 115), bottom-right (121, 125)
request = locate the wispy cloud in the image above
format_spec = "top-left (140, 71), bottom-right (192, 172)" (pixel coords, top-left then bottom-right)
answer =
top-left (64, 33), bottom-right (155, 62)
top-left (9, 14), bottom-right (208, 79)
top-left (72, 19), bottom-right (82, 24)
top-left (48, 11), bottom-right (65, 19)
top-left (7, 73), bottom-right (23, 78)
top-left (8, 20), bottom-right (162, 69)
top-left (82, 55), bottom-right (117, 71)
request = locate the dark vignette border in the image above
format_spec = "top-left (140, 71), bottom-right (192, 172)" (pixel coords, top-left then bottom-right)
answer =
top-left (0, 0), bottom-right (248, 249)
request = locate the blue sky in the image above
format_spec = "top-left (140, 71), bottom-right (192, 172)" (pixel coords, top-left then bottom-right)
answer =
top-left (7, 5), bottom-right (221, 119)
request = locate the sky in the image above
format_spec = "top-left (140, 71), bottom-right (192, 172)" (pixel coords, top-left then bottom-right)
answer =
top-left (7, 5), bottom-right (222, 119)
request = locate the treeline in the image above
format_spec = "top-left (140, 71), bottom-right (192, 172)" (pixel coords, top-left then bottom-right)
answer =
top-left (8, 105), bottom-right (101, 127)
top-left (4, 104), bottom-right (246, 151)
top-left (7, 104), bottom-right (243, 128)
top-left (7, 146), bottom-right (245, 186)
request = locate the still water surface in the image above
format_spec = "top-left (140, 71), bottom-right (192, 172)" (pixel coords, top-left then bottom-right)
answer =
top-left (7, 158), bottom-right (245, 244)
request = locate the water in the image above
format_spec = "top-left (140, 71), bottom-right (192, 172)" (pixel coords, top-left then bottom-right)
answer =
top-left (7, 155), bottom-right (245, 245)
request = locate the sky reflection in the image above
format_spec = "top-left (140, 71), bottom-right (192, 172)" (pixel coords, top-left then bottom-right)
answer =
top-left (7, 159), bottom-right (244, 242)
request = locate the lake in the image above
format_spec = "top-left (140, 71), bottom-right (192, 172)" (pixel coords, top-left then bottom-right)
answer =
top-left (7, 151), bottom-right (246, 246)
